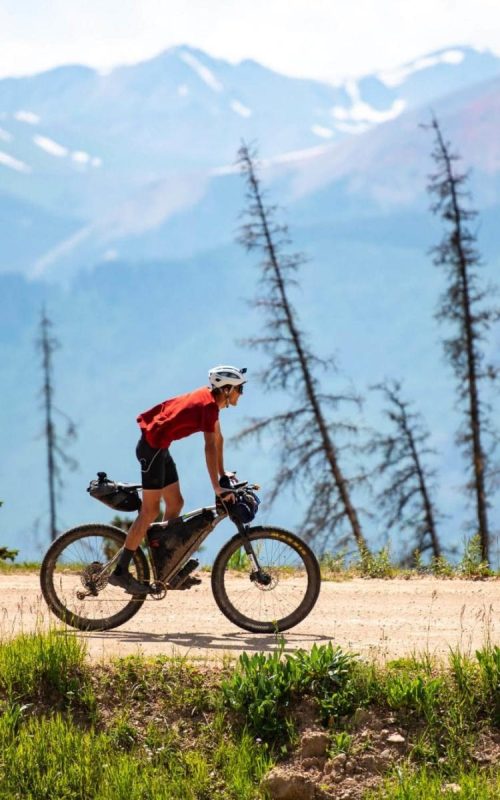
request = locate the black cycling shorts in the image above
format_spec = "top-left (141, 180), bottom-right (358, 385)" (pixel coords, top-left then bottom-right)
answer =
top-left (136, 435), bottom-right (179, 490)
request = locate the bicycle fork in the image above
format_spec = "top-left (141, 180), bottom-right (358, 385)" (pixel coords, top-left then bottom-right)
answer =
top-left (239, 528), bottom-right (272, 587)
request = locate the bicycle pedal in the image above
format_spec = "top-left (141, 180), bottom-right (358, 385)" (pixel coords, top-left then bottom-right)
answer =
top-left (168, 559), bottom-right (199, 589)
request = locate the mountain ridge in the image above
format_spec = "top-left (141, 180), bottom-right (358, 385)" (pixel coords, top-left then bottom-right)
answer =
top-left (1, 44), bottom-right (499, 561)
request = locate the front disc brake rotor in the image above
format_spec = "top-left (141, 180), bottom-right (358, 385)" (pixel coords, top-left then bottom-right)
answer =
top-left (250, 570), bottom-right (278, 591)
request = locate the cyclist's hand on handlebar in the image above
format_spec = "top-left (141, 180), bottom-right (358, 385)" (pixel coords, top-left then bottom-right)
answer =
top-left (218, 472), bottom-right (237, 503)
top-left (215, 485), bottom-right (235, 503)
top-left (219, 472), bottom-right (237, 490)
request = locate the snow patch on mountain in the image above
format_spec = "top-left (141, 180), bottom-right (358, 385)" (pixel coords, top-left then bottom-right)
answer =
top-left (14, 110), bottom-right (40, 125)
top-left (212, 142), bottom-right (333, 176)
top-left (230, 100), bottom-right (252, 117)
top-left (72, 151), bottom-right (102, 169)
top-left (31, 225), bottom-right (93, 278)
top-left (72, 151), bottom-right (91, 164)
top-left (179, 51), bottom-right (223, 92)
top-left (334, 120), bottom-right (371, 134)
top-left (311, 125), bottom-right (334, 139)
top-left (209, 163), bottom-right (239, 176)
top-left (332, 81), bottom-right (406, 123)
top-left (0, 150), bottom-right (31, 173)
top-left (33, 135), bottom-right (68, 158)
top-left (265, 143), bottom-right (332, 166)
top-left (378, 49), bottom-right (465, 87)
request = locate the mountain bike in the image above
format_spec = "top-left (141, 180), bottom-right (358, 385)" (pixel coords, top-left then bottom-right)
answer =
top-left (40, 474), bottom-right (321, 634)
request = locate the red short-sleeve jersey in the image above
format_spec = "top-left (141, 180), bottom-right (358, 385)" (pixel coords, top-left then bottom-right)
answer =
top-left (137, 386), bottom-right (219, 449)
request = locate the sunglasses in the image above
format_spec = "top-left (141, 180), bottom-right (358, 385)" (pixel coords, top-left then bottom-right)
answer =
top-left (236, 384), bottom-right (244, 395)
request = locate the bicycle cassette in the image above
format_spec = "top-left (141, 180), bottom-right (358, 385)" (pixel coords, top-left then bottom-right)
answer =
top-left (80, 561), bottom-right (109, 595)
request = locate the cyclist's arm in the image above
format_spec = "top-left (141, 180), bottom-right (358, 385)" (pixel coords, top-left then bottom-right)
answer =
top-left (205, 425), bottom-right (233, 499)
top-left (214, 420), bottom-right (225, 476)
top-left (204, 430), bottom-right (222, 493)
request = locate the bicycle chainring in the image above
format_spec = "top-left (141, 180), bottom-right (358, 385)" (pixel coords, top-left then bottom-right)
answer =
top-left (148, 581), bottom-right (167, 600)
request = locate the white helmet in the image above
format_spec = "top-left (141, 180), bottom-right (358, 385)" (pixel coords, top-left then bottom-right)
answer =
top-left (208, 365), bottom-right (247, 388)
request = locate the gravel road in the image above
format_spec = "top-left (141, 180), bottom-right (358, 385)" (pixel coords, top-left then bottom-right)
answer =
top-left (1, 574), bottom-right (498, 663)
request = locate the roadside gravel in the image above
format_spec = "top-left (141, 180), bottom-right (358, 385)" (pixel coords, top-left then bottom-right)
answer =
top-left (1, 575), bottom-right (498, 663)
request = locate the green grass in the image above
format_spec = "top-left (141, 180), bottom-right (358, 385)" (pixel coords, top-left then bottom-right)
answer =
top-left (0, 631), bottom-right (499, 798)
top-left (0, 634), bottom-right (272, 799)
top-left (0, 561), bottom-right (41, 573)
top-left (0, 628), bottom-right (94, 711)
top-left (320, 534), bottom-right (500, 580)
top-left (367, 767), bottom-right (500, 798)
top-left (0, 710), bottom-right (271, 799)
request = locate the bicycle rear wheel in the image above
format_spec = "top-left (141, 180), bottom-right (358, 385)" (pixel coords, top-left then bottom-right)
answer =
top-left (40, 524), bottom-right (150, 632)
top-left (211, 526), bottom-right (321, 633)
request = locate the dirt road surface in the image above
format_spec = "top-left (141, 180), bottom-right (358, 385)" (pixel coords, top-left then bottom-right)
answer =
top-left (1, 574), bottom-right (498, 663)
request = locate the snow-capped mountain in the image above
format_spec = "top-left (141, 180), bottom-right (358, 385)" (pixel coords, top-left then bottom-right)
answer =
top-left (0, 44), bottom-right (498, 225)
top-left (1, 43), bottom-right (499, 282)
top-left (15, 66), bottom-right (500, 282)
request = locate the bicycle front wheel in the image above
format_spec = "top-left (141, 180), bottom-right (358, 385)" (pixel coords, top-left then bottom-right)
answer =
top-left (40, 524), bottom-right (150, 632)
top-left (211, 526), bottom-right (321, 633)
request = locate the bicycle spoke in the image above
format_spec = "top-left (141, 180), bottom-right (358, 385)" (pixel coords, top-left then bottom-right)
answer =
top-left (40, 525), bottom-right (148, 631)
top-left (215, 530), bottom-right (317, 631)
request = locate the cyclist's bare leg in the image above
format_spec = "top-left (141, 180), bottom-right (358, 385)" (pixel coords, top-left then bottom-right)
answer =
top-left (109, 490), bottom-right (162, 593)
top-left (112, 484), bottom-right (184, 591)
top-left (161, 481), bottom-right (184, 522)
top-left (123, 489), bottom-right (162, 552)
top-left (122, 482), bottom-right (183, 552)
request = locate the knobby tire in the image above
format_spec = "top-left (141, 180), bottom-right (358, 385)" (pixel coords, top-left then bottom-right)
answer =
top-left (40, 524), bottom-right (150, 632)
top-left (211, 526), bottom-right (320, 633)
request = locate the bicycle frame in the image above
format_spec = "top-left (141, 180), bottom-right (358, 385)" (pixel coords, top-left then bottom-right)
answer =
top-left (40, 497), bottom-right (321, 633)
top-left (143, 505), bottom-right (261, 586)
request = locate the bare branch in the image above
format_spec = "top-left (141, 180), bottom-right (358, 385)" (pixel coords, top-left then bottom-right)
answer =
top-left (236, 142), bottom-right (369, 555)
top-left (426, 115), bottom-right (500, 563)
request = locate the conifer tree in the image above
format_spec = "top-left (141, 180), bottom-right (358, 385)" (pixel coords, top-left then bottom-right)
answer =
top-left (367, 380), bottom-right (442, 561)
top-left (37, 308), bottom-right (78, 541)
top-left (236, 144), bottom-right (369, 556)
top-left (427, 117), bottom-right (499, 563)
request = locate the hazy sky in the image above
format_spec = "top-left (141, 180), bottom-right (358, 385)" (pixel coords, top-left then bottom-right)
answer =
top-left (1, 0), bottom-right (499, 82)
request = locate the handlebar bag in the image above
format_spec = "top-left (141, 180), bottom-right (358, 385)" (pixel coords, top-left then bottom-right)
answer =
top-left (229, 489), bottom-right (260, 524)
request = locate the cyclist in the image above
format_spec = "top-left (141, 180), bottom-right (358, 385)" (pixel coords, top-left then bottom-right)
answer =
top-left (109, 365), bottom-right (247, 594)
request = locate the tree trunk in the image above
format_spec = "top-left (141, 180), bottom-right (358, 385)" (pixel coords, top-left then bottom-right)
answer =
top-left (245, 157), bottom-right (368, 554)
top-left (436, 127), bottom-right (490, 562)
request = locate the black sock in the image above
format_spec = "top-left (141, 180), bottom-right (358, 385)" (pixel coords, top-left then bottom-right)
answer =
top-left (114, 547), bottom-right (135, 575)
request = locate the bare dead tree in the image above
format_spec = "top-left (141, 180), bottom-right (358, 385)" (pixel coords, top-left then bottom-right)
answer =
top-left (235, 143), bottom-right (369, 556)
top-left (37, 308), bottom-right (78, 541)
top-left (426, 116), bottom-right (499, 563)
top-left (367, 380), bottom-right (442, 562)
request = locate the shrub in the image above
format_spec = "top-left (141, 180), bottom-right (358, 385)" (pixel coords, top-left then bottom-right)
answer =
top-left (459, 535), bottom-right (491, 578)
top-left (222, 642), bottom-right (358, 744)
top-left (359, 544), bottom-right (396, 578)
